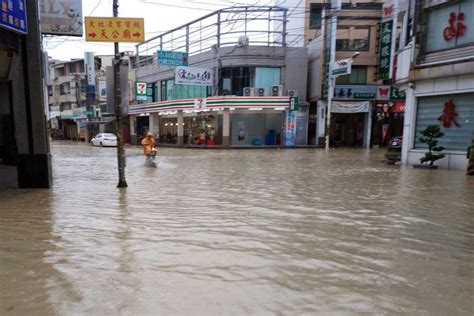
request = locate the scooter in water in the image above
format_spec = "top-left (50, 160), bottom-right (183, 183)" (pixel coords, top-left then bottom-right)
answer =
top-left (145, 147), bottom-right (158, 167)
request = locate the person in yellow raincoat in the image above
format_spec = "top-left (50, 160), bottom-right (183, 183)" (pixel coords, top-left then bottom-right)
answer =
top-left (141, 131), bottom-right (156, 157)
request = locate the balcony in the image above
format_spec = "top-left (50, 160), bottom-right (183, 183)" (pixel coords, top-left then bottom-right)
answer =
top-left (58, 94), bottom-right (77, 103)
top-left (336, 39), bottom-right (369, 51)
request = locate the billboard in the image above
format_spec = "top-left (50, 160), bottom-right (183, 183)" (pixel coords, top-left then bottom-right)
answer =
top-left (39, 0), bottom-right (83, 36)
top-left (331, 58), bottom-right (352, 77)
top-left (334, 85), bottom-right (377, 100)
top-left (99, 81), bottom-right (107, 101)
top-left (157, 50), bottom-right (188, 66)
top-left (85, 17), bottom-right (145, 43)
top-left (175, 66), bottom-right (213, 86)
top-left (0, 0), bottom-right (27, 34)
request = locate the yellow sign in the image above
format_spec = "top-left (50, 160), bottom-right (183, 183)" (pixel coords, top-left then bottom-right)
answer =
top-left (85, 17), bottom-right (145, 43)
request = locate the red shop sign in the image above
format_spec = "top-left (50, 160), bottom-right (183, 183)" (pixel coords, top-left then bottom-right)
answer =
top-left (392, 101), bottom-right (405, 113)
top-left (443, 12), bottom-right (466, 41)
top-left (438, 100), bottom-right (461, 128)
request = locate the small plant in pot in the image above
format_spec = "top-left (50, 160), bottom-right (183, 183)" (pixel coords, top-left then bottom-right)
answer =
top-left (414, 125), bottom-right (445, 169)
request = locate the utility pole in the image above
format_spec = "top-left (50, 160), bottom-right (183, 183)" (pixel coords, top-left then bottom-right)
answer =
top-left (325, 0), bottom-right (340, 150)
top-left (114, 0), bottom-right (128, 187)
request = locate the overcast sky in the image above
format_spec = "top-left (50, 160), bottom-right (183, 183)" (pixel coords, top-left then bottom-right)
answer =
top-left (44, 0), bottom-right (287, 61)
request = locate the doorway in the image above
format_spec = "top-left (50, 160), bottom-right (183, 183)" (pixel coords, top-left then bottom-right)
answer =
top-left (0, 81), bottom-right (16, 166)
top-left (331, 113), bottom-right (365, 147)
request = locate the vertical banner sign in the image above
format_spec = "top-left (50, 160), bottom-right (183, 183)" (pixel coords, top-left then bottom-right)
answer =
top-left (135, 82), bottom-right (148, 101)
top-left (378, 20), bottom-right (393, 80)
top-left (284, 110), bottom-right (297, 147)
top-left (289, 97), bottom-right (299, 111)
top-left (84, 52), bottom-right (95, 86)
top-left (378, 0), bottom-right (398, 80)
top-left (0, 0), bottom-right (27, 34)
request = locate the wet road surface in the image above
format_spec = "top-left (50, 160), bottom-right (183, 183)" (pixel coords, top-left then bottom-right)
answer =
top-left (1, 142), bottom-right (473, 315)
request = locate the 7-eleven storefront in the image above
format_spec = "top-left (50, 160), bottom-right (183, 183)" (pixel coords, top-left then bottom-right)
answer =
top-left (129, 97), bottom-right (295, 147)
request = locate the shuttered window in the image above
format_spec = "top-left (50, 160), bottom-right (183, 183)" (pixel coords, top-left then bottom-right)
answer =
top-left (415, 93), bottom-right (474, 152)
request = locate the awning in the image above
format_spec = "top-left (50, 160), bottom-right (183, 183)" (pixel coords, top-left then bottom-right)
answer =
top-left (87, 116), bottom-right (116, 125)
top-left (331, 101), bottom-right (370, 113)
top-left (128, 96), bottom-right (291, 115)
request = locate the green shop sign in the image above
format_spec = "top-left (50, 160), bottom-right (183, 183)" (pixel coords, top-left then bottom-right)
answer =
top-left (378, 19), bottom-right (393, 80)
top-left (135, 81), bottom-right (148, 101)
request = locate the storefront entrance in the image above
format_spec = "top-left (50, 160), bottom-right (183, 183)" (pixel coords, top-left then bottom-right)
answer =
top-left (0, 81), bottom-right (16, 166)
top-left (331, 113), bottom-right (365, 147)
top-left (372, 101), bottom-right (405, 147)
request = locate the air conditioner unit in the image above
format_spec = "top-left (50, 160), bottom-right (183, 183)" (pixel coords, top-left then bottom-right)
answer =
top-left (243, 87), bottom-right (255, 96)
top-left (271, 85), bottom-right (283, 96)
top-left (257, 88), bottom-right (265, 96)
top-left (288, 90), bottom-right (298, 98)
top-left (238, 36), bottom-right (249, 47)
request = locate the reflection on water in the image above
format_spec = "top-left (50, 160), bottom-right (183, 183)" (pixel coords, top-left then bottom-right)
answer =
top-left (1, 142), bottom-right (473, 314)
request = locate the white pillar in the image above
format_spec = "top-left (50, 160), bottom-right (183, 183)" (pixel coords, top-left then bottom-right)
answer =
top-left (316, 101), bottom-right (326, 146)
top-left (363, 103), bottom-right (372, 149)
top-left (129, 115), bottom-right (136, 144)
top-left (223, 108), bottom-right (230, 147)
top-left (401, 86), bottom-right (415, 165)
top-left (149, 113), bottom-right (156, 136)
top-left (177, 110), bottom-right (184, 145)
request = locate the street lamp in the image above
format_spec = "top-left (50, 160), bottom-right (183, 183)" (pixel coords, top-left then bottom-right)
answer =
top-left (325, 51), bottom-right (360, 150)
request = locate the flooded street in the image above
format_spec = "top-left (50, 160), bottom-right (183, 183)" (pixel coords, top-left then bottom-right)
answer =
top-left (1, 142), bottom-right (473, 315)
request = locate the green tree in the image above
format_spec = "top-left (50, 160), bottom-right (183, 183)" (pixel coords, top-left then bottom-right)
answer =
top-left (419, 125), bottom-right (445, 166)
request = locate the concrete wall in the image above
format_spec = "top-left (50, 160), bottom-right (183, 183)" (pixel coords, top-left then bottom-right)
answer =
top-left (307, 34), bottom-right (324, 101)
top-left (284, 47), bottom-right (309, 99)
top-left (402, 73), bottom-right (474, 170)
top-left (0, 0), bottom-right (52, 188)
top-left (304, 0), bottom-right (384, 45)
top-left (136, 46), bottom-right (309, 100)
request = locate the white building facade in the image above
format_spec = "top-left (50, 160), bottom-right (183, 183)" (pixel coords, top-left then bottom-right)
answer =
top-left (395, 0), bottom-right (474, 170)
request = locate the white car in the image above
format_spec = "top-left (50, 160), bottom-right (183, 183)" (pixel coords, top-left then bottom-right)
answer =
top-left (91, 133), bottom-right (117, 147)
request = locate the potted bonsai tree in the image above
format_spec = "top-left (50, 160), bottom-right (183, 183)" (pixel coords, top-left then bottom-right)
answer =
top-left (414, 125), bottom-right (445, 169)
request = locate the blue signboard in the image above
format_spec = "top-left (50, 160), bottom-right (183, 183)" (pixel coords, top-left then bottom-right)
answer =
top-left (0, 0), bottom-right (27, 34)
top-left (157, 50), bottom-right (188, 67)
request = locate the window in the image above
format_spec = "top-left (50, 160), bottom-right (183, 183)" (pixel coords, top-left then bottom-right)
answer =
top-left (146, 83), bottom-right (155, 103)
top-left (254, 67), bottom-right (281, 96)
top-left (59, 83), bottom-right (71, 95)
top-left (160, 80), bottom-right (168, 101)
top-left (160, 79), bottom-right (209, 101)
top-left (309, 4), bottom-right (323, 29)
top-left (415, 94), bottom-right (474, 151)
top-left (336, 39), bottom-right (369, 51)
top-left (336, 27), bottom-right (370, 51)
top-left (60, 102), bottom-right (72, 111)
top-left (219, 67), bottom-right (255, 96)
top-left (424, 1), bottom-right (474, 52)
top-left (335, 66), bottom-right (367, 84)
top-left (218, 67), bottom-right (280, 96)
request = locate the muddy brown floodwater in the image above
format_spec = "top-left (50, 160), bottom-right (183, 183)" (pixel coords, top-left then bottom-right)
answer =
top-left (1, 142), bottom-right (473, 315)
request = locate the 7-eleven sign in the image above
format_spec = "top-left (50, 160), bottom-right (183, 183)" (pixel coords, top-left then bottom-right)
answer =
top-left (136, 82), bottom-right (148, 101)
